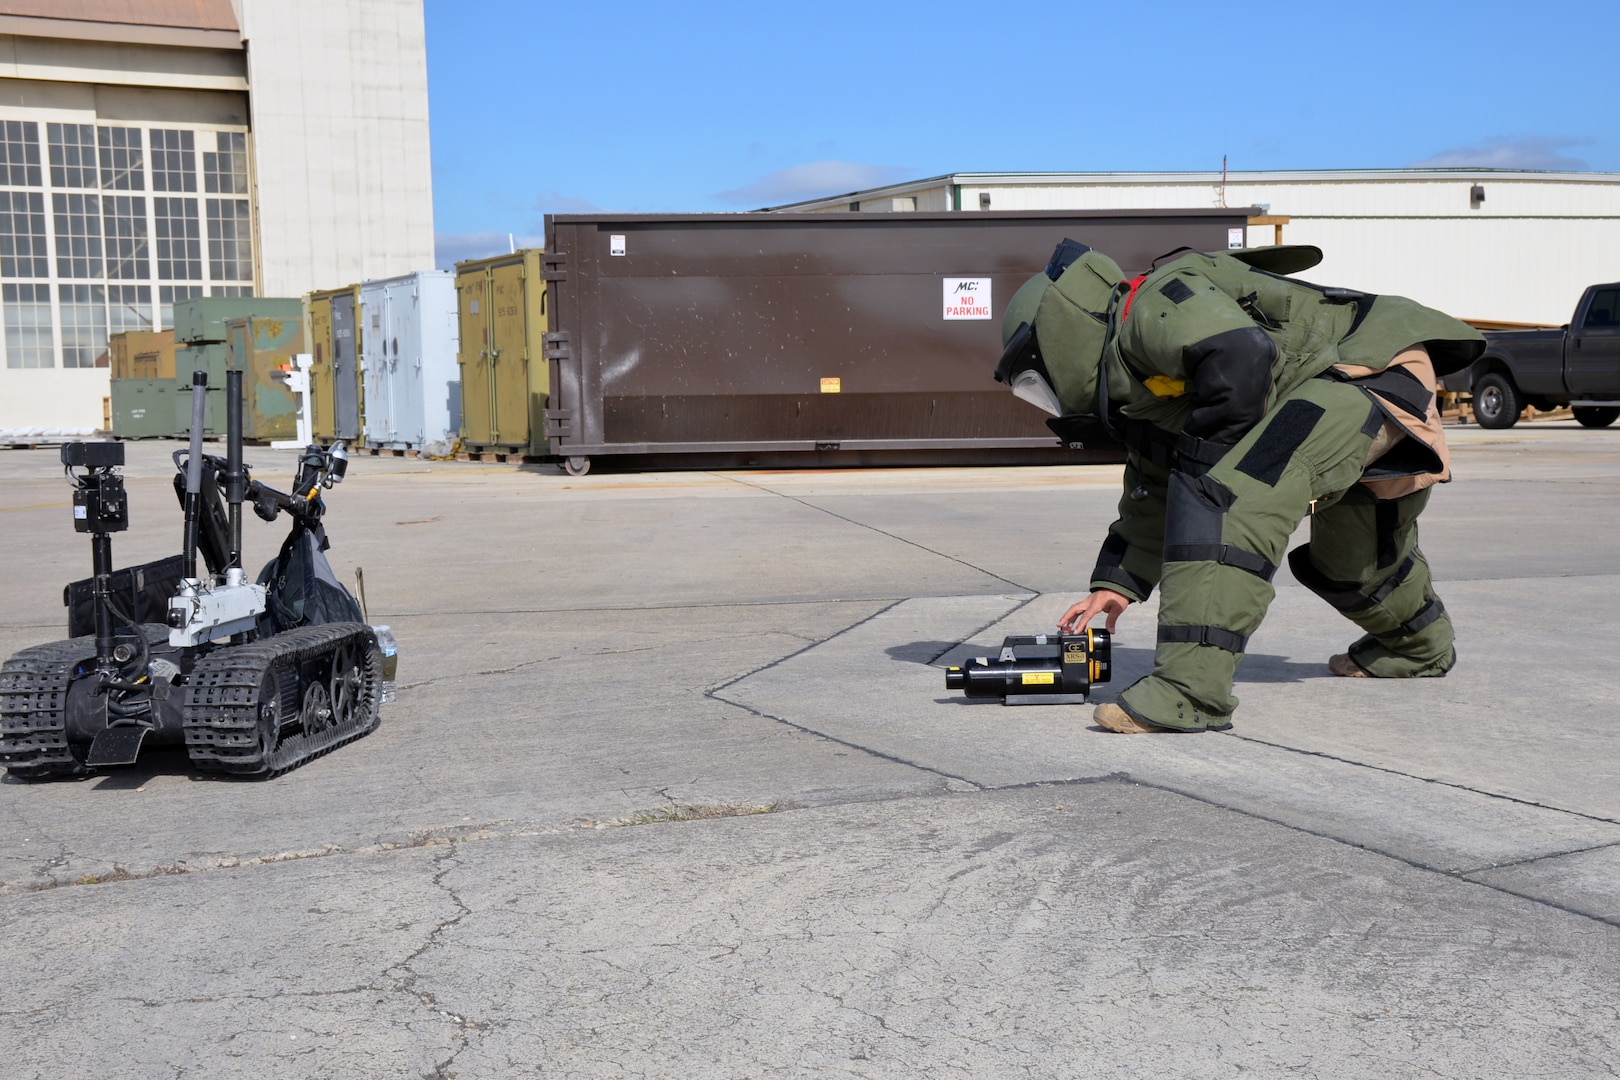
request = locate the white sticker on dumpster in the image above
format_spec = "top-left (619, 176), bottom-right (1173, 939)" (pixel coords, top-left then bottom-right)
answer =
top-left (943, 278), bottom-right (991, 320)
top-left (610, 234), bottom-right (626, 257)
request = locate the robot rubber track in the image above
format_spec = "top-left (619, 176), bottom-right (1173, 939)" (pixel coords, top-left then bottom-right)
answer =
top-left (0, 635), bottom-right (106, 779)
top-left (183, 621), bottom-right (383, 777)
top-left (1, 622), bottom-right (382, 780)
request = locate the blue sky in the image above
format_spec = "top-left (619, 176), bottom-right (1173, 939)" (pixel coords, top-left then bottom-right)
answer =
top-left (424, 0), bottom-right (1617, 268)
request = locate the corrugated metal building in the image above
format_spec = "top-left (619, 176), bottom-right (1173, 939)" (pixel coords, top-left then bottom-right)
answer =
top-left (771, 170), bottom-right (1620, 327)
top-left (0, 0), bottom-right (434, 437)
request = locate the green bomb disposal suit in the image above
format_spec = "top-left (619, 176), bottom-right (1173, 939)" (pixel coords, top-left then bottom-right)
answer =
top-left (996, 241), bottom-right (1486, 732)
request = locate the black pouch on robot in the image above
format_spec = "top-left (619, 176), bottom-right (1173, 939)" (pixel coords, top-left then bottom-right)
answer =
top-left (64, 554), bottom-right (189, 638)
top-left (256, 529), bottom-right (364, 635)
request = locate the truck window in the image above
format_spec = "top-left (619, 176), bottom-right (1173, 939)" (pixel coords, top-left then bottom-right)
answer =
top-left (1584, 288), bottom-right (1620, 328)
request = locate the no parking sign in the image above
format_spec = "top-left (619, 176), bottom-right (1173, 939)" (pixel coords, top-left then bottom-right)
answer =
top-left (943, 278), bottom-right (992, 320)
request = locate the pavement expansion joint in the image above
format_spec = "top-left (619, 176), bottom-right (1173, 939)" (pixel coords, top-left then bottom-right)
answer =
top-left (706, 592), bottom-right (1041, 793)
top-left (1123, 774), bottom-right (1620, 930)
top-left (709, 599), bottom-right (909, 694)
top-left (1452, 837), bottom-right (1620, 878)
top-left (717, 472), bottom-right (1037, 593)
top-left (709, 689), bottom-right (985, 793)
top-left (1225, 731), bottom-right (1620, 827)
top-left (926, 592), bottom-right (1046, 665)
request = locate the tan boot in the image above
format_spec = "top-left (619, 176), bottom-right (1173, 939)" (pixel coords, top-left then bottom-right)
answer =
top-left (1328, 653), bottom-right (1370, 678)
top-left (1093, 703), bottom-right (1178, 733)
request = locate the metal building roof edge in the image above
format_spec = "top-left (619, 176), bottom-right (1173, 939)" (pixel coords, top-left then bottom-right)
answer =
top-left (0, 13), bottom-right (242, 49)
top-left (765, 168), bottom-right (1620, 212)
top-left (946, 168), bottom-right (1620, 185)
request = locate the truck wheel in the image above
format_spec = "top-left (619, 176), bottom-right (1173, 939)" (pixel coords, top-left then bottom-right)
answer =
top-left (1472, 373), bottom-right (1523, 429)
top-left (1573, 406), bottom-right (1620, 428)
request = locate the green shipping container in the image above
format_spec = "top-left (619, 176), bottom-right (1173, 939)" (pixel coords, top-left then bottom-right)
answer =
top-left (111, 378), bottom-right (175, 439)
top-left (173, 296), bottom-right (303, 345)
top-left (225, 315), bottom-right (302, 441)
top-left (172, 344), bottom-right (230, 437)
top-left (455, 249), bottom-right (548, 454)
top-left (110, 330), bottom-right (180, 439)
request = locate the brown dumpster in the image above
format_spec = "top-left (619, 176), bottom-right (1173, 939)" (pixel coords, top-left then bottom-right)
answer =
top-left (541, 209), bottom-right (1256, 474)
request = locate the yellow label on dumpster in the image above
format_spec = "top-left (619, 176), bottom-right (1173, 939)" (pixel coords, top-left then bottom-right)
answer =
top-left (1021, 672), bottom-right (1055, 685)
top-left (820, 377), bottom-right (841, 393)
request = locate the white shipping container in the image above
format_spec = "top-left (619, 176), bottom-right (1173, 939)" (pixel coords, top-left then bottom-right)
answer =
top-left (359, 270), bottom-right (462, 453)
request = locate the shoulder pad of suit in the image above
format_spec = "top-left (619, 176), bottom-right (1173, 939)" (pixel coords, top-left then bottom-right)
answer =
top-left (1218, 245), bottom-right (1324, 275)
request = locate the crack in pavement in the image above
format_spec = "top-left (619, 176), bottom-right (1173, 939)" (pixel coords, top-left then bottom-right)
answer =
top-left (405, 638), bottom-right (726, 690)
top-left (385, 843), bottom-right (491, 1080)
top-left (372, 596), bottom-right (903, 621)
top-left (6, 823), bottom-right (526, 896)
top-left (402, 625), bottom-right (839, 694)
top-left (113, 985), bottom-right (382, 1008)
top-left (399, 655), bottom-right (565, 692)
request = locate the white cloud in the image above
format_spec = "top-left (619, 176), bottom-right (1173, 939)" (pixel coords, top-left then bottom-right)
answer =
top-left (716, 161), bottom-right (914, 207)
top-left (434, 231), bottom-right (545, 270)
top-left (1408, 136), bottom-right (1591, 170)
top-left (433, 191), bottom-right (605, 268)
top-left (533, 191), bottom-right (602, 215)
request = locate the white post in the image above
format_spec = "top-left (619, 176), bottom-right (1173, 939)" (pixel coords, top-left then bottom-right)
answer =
top-left (271, 353), bottom-right (315, 448)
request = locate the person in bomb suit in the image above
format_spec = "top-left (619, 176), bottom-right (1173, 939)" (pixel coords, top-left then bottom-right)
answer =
top-left (995, 240), bottom-right (1485, 733)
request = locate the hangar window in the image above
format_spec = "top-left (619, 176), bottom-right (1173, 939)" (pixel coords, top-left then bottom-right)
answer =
top-left (154, 198), bottom-right (202, 281)
top-left (47, 124), bottom-right (97, 189)
top-left (150, 130), bottom-right (197, 193)
top-left (97, 127), bottom-right (144, 191)
top-left (0, 121), bottom-right (41, 187)
top-left (57, 283), bottom-right (107, 368)
top-left (102, 195), bottom-right (150, 280)
top-left (206, 197), bottom-right (253, 280)
top-left (203, 132), bottom-right (249, 196)
top-left (107, 283), bottom-right (152, 336)
top-left (0, 191), bottom-right (48, 278)
top-left (2, 282), bottom-right (52, 368)
top-left (159, 284), bottom-right (203, 330)
top-left (52, 193), bottom-right (103, 279)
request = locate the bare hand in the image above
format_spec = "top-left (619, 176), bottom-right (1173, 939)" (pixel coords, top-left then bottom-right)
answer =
top-left (1058, 589), bottom-right (1133, 635)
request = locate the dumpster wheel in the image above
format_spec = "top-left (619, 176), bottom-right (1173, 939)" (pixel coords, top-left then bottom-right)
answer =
top-left (564, 456), bottom-right (591, 477)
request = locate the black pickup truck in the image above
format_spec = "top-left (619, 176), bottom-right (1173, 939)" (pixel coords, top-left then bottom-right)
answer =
top-left (1444, 283), bottom-right (1620, 428)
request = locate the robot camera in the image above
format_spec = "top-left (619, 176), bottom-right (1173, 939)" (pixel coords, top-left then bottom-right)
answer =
top-left (61, 441), bottom-right (124, 470)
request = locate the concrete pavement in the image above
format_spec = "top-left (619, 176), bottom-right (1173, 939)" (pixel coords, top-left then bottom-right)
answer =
top-left (1, 422), bottom-right (1616, 1077)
